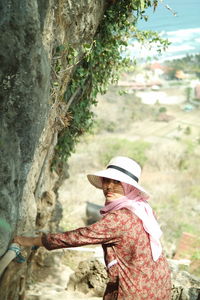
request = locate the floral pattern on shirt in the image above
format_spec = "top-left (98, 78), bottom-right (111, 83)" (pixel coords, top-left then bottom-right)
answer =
top-left (42, 208), bottom-right (171, 300)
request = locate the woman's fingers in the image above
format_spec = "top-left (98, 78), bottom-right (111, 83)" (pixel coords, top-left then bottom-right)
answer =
top-left (13, 236), bottom-right (20, 244)
top-left (13, 236), bottom-right (33, 247)
top-left (13, 236), bottom-right (43, 247)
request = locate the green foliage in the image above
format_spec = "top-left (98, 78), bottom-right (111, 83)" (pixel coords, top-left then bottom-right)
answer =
top-left (180, 223), bottom-right (200, 236)
top-left (99, 138), bottom-right (151, 166)
top-left (158, 106), bottom-right (167, 113)
top-left (178, 139), bottom-right (197, 170)
top-left (164, 53), bottom-right (200, 79)
top-left (190, 185), bottom-right (200, 199)
top-left (131, 29), bottom-right (170, 55)
top-left (191, 250), bottom-right (200, 260)
top-left (183, 139), bottom-right (196, 154)
top-left (93, 119), bottom-right (116, 133)
top-left (186, 87), bottom-right (192, 101)
top-left (169, 194), bottom-right (181, 207)
top-left (53, 0), bottom-right (169, 169)
top-left (184, 126), bottom-right (191, 135)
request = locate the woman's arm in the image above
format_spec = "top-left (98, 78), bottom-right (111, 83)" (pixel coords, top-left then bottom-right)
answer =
top-left (14, 210), bottom-right (131, 250)
top-left (42, 210), bottom-right (130, 250)
top-left (13, 236), bottom-right (43, 247)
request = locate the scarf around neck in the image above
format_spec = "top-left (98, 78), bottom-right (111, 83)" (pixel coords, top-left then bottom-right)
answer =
top-left (100, 182), bottom-right (163, 261)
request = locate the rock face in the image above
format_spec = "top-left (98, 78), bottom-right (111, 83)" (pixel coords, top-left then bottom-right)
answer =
top-left (0, 0), bottom-right (50, 257)
top-left (67, 258), bottom-right (200, 299)
top-left (0, 1), bottom-right (106, 299)
top-left (169, 259), bottom-right (200, 300)
top-left (67, 259), bottom-right (108, 297)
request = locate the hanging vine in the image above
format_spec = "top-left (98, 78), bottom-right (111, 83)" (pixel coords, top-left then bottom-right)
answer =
top-left (52, 0), bottom-right (170, 172)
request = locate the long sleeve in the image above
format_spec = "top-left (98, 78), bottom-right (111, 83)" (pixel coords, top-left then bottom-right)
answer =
top-left (41, 208), bottom-right (171, 300)
top-left (41, 210), bottom-right (127, 250)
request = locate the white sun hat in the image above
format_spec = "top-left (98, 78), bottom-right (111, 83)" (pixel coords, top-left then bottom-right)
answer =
top-left (87, 156), bottom-right (149, 196)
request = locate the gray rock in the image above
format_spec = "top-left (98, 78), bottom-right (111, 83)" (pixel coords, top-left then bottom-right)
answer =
top-left (169, 260), bottom-right (200, 300)
top-left (0, 0), bottom-right (106, 299)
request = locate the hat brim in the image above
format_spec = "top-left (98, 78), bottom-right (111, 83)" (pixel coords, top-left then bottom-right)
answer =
top-left (87, 168), bottom-right (149, 196)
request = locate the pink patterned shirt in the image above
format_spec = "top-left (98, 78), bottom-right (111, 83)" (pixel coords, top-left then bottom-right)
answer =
top-left (42, 208), bottom-right (171, 300)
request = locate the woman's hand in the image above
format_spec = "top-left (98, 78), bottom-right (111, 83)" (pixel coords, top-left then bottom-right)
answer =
top-left (13, 236), bottom-right (43, 247)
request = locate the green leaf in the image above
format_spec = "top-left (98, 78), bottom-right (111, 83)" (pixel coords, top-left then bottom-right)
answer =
top-left (140, 0), bottom-right (145, 11)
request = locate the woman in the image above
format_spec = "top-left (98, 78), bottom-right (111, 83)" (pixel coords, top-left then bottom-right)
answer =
top-left (14, 156), bottom-right (171, 300)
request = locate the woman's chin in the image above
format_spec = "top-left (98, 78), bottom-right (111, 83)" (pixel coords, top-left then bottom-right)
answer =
top-left (105, 197), bottom-right (117, 203)
top-left (105, 198), bottom-right (113, 204)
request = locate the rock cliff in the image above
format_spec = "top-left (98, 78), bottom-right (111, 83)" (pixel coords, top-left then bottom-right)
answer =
top-left (0, 1), bottom-right (106, 298)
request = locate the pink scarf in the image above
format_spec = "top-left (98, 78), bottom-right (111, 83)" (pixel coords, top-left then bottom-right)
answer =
top-left (100, 183), bottom-right (162, 261)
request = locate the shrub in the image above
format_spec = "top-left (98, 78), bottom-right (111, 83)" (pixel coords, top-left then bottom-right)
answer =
top-left (190, 185), bottom-right (200, 199)
top-left (93, 119), bottom-right (116, 134)
top-left (98, 138), bottom-right (151, 166)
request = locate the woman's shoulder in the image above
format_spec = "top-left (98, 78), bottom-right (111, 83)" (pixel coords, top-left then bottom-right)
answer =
top-left (107, 208), bottom-right (138, 220)
top-left (104, 208), bottom-right (141, 230)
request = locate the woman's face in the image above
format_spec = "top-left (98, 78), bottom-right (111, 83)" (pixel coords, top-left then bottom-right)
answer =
top-left (102, 178), bottom-right (124, 202)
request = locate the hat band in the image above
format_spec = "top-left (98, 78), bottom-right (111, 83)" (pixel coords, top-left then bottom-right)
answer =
top-left (107, 165), bottom-right (139, 183)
